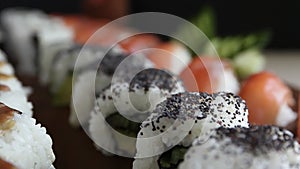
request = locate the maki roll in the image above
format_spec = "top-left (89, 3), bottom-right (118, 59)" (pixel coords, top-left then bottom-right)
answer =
top-left (0, 8), bottom-right (73, 76)
top-left (49, 44), bottom-right (108, 106)
top-left (133, 92), bottom-right (249, 169)
top-left (0, 8), bottom-right (47, 75)
top-left (179, 125), bottom-right (300, 169)
top-left (35, 18), bottom-right (74, 84)
top-left (88, 68), bottom-right (185, 156)
top-left (70, 48), bottom-right (153, 127)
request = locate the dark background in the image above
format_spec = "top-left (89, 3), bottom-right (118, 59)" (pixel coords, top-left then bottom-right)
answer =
top-left (0, 0), bottom-right (299, 49)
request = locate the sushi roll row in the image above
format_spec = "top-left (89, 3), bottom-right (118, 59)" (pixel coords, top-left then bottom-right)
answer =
top-left (0, 51), bottom-right (55, 169)
top-left (0, 8), bottom-right (194, 107)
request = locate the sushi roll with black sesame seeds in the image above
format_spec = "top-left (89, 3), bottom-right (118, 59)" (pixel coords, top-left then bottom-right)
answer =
top-left (179, 125), bottom-right (300, 169)
top-left (111, 68), bottom-right (185, 121)
top-left (70, 48), bottom-right (154, 126)
top-left (133, 92), bottom-right (249, 169)
top-left (88, 68), bottom-right (184, 156)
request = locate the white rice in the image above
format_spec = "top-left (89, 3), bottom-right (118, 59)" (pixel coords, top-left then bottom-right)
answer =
top-left (0, 113), bottom-right (55, 169)
top-left (276, 103), bottom-right (297, 127)
top-left (0, 62), bottom-right (14, 75)
top-left (217, 68), bottom-right (240, 94)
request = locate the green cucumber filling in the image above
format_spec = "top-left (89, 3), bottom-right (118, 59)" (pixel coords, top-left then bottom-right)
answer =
top-left (105, 112), bottom-right (141, 137)
top-left (158, 145), bottom-right (188, 169)
top-left (52, 75), bottom-right (73, 106)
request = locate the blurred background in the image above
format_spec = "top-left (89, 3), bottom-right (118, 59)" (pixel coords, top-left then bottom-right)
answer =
top-left (0, 0), bottom-right (299, 49)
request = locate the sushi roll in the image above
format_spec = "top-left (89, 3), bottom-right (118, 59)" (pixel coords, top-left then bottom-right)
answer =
top-left (239, 71), bottom-right (297, 127)
top-left (180, 56), bottom-right (239, 94)
top-left (0, 8), bottom-right (50, 75)
top-left (35, 18), bottom-right (74, 84)
top-left (88, 68), bottom-right (185, 156)
top-left (70, 50), bottom-right (154, 127)
top-left (179, 125), bottom-right (300, 169)
top-left (133, 92), bottom-right (249, 169)
top-left (0, 8), bottom-right (73, 76)
top-left (49, 44), bottom-right (107, 104)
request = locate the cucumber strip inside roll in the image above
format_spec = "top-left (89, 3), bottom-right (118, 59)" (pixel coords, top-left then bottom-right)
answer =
top-left (158, 145), bottom-right (188, 169)
top-left (105, 112), bottom-right (141, 137)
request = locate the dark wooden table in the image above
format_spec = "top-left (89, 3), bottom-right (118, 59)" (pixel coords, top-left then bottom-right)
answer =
top-left (19, 75), bottom-right (133, 169)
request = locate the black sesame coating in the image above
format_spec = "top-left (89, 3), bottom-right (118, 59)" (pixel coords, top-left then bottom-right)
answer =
top-left (143, 92), bottom-right (248, 127)
top-left (141, 92), bottom-right (211, 132)
top-left (95, 85), bottom-right (113, 102)
top-left (209, 92), bottom-right (248, 128)
top-left (129, 68), bottom-right (183, 93)
top-left (141, 92), bottom-right (248, 130)
top-left (112, 55), bottom-right (154, 83)
top-left (54, 44), bottom-right (106, 62)
top-left (53, 44), bottom-right (107, 73)
top-left (99, 50), bottom-right (127, 76)
top-left (211, 125), bottom-right (299, 155)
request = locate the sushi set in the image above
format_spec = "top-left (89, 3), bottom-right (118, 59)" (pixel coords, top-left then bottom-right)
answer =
top-left (0, 7), bottom-right (299, 169)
